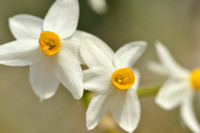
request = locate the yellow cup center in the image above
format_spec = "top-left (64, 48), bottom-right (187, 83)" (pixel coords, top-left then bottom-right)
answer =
top-left (190, 68), bottom-right (200, 91)
top-left (111, 68), bottom-right (135, 89)
top-left (39, 31), bottom-right (61, 55)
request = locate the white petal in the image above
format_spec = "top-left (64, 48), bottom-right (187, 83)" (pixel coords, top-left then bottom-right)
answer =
top-left (29, 56), bottom-right (60, 100)
top-left (66, 30), bottom-right (109, 64)
top-left (147, 61), bottom-right (169, 76)
top-left (114, 41), bottom-right (147, 69)
top-left (52, 48), bottom-right (83, 100)
top-left (80, 35), bottom-right (114, 70)
top-left (155, 78), bottom-right (189, 110)
top-left (111, 88), bottom-right (141, 132)
top-left (61, 30), bottom-right (88, 64)
top-left (44, 0), bottom-right (79, 38)
top-left (87, 0), bottom-right (108, 14)
top-left (86, 91), bottom-right (112, 130)
top-left (0, 40), bottom-right (41, 66)
top-left (9, 14), bottom-right (43, 40)
top-left (181, 91), bottom-right (200, 133)
top-left (83, 67), bottom-right (112, 93)
top-left (155, 41), bottom-right (189, 78)
top-left (132, 69), bottom-right (140, 90)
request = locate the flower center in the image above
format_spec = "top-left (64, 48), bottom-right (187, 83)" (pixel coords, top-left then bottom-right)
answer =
top-left (190, 68), bottom-right (200, 91)
top-left (111, 68), bottom-right (135, 89)
top-left (39, 31), bottom-right (61, 55)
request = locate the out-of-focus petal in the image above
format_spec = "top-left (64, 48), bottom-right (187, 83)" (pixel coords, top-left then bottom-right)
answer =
top-left (86, 91), bottom-right (112, 130)
top-left (83, 67), bottom-right (112, 93)
top-left (44, 0), bottom-right (79, 39)
top-left (87, 0), bottom-right (108, 14)
top-left (181, 91), bottom-right (200, 133)
top-left (114, 41), bottom-right (147, 69)
top-left (0, 40), bottom-right (41, 66)
top-left (111, 88), bottom-right (140, 132)
top-left (52, 48), bottom-right (83, 100)
top-left (29, 56), bottom-right (59, 100)
top-left (147, 61), bottom-right (169, 76)
top-left (80, 35), bottom-right (114, 71)
top-left (9, 14), bottom-right (43, 40)
top-left (155, 41), bottom-right (189, 78)
top-left (155, 78), bottom-right (189, 110)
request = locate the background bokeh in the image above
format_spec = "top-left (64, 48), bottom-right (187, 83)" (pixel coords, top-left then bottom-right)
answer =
top-left (0, 0), bottom-right (200, 132)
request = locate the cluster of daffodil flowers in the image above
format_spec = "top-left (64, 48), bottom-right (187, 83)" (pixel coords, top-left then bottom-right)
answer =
top-left (0, 0), bottom-right (199, 133)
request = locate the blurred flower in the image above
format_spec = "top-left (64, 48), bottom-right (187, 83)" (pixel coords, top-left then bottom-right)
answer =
top-left (87, 0), bottom-right (108, 14)
top-left (151, 42), bottom-right (200, 132)
top-left (0, 0), bottom-right (85, 100)
top-left (80, 34), bottom-right (146, 132)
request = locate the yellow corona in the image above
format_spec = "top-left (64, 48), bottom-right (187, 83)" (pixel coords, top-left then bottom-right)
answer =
top-left (39, 31), bottom-right (61, 55)
top-left (112, 68), bottom-right (135, 89)
top-left (190, 68), bottom-right (200, 91)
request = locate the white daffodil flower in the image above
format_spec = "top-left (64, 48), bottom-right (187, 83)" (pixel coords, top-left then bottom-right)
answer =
top-left (80, 35), bottom-right (146, 132)
top-left (0, 0), bottom-right (85, 100)
top-left (87, 0), bottom-right (108, 14)
top-left (152, 42), bottom-right (200, 133)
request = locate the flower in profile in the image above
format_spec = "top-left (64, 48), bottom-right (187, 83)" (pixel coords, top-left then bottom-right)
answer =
top-left (0, 0), bottom-right (85, 100)
top-left (80, 35), bottom-right (146, 132)
top-left (152, 42), bottom-right (200, 132)
top-left (87, 0), bottom-right (108, 14)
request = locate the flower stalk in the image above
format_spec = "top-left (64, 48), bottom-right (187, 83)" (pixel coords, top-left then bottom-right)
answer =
top-left (137, 85), bottom-right (161, 97)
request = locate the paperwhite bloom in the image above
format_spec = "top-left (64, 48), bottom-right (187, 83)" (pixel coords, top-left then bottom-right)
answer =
top-left (80, 35), bottom-right (146, 132)
top-left (152, 42), bottom-right (200, 133)
top-left (0, 0), bottom-right (85, 100)
top-left (87, 0), bottom-right (108, 14)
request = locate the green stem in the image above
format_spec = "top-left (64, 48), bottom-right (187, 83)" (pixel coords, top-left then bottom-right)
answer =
top-left (81, 90), bottom-right (93, 107)
top-left (137, 85), bottom-right (161, 97)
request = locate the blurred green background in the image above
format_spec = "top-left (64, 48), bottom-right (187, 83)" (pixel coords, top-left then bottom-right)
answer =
top-left (0, 0), bottom-right (200, 132)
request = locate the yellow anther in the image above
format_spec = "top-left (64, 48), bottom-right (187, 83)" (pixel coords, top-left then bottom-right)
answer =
top-left (118, 79), bottom-right (122, 84)
top-left (123, 77), bottom-right (128, 83)
top-left (39, 31), bottom-right (61, 55)
top-left (190, 68), bottom-right (200, 91)
top-left (112, 68), bottom-right (135, 89)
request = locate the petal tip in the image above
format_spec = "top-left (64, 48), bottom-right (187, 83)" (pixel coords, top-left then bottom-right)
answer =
top-left (155, 97), bottom-right (173, 110)
top-left (155, 40), bottom-right (162, 45)
top-left (86, 115), bottom-right (98, 131)
top-left (130, 41), bottom-right (147, 47)
top-left (139, 41), bottom-right (147, 46)
top-left (86, 123), bottom-right (95, 130)
top-left (72, 88), bottom-right (84, 100)
top-left (155, 41), bottom-right (164, 50)
top-left (39, 92), bottom-right (56, 101)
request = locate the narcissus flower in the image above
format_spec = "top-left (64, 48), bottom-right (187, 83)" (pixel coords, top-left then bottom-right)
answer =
top-left (80, 35), bottom-right (146, 132)
top-left (87, 0), bottom-right (108, 14)
top-left (152, 42), bottom-right (200, 132)
top-left (0, 0), bottom-right (85, 100)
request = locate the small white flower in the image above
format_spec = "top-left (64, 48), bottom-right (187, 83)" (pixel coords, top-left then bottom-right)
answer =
top-left (87, 0), bottom-right (108, 14)
top-left (0, 0), bottom-right (85, 100)
top-left (152, 42), bottom-right (200, 132)
top-left (80, 35), bottom-right (146, 132)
